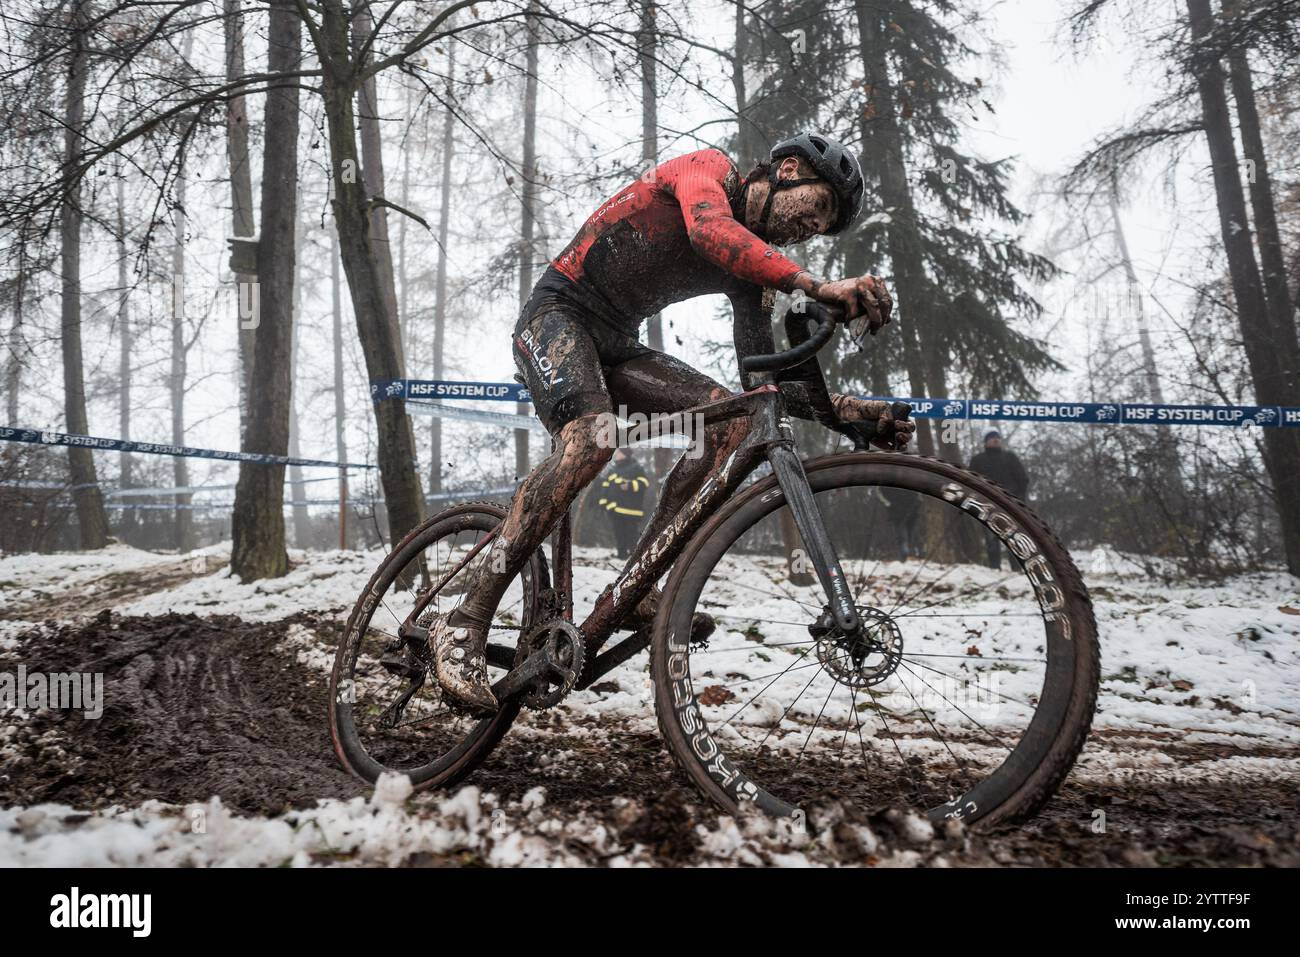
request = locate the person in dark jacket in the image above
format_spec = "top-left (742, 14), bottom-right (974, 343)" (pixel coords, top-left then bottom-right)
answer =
top-left (879, 486), bottom-right (920, 561)
top-left (969, 430), bottom-right (1030, 569)
top-left (598, 448), bottom-right (651, 558)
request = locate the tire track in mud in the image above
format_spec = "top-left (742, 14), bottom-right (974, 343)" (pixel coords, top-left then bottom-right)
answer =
top-left (0, 611), bottom-right (365, 814)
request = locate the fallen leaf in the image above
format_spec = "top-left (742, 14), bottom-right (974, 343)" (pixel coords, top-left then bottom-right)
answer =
top-left (699, 685), bottom-right (734, 708)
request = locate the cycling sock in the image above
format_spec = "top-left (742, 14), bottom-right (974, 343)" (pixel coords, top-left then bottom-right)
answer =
top-left (447, 606), bottom-right (491, 632)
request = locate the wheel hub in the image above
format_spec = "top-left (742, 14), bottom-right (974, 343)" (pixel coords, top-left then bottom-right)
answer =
top-left (812, 605), bottom-right (903, 688)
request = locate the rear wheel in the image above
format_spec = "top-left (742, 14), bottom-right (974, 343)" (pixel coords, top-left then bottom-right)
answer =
top-left (329, 502), bottom-right (547, 788)
top-left (652, 453), bottom-right (1098, 829)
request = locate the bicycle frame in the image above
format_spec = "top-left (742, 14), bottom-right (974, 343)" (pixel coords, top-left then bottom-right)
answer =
top-left (526, 371), bottom-right (863, 690)
top-left (400, 303), bottom-right (867, 693)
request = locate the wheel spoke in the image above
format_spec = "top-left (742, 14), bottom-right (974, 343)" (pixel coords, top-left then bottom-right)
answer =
top-left (895, 660), bottom-right (1016, 755)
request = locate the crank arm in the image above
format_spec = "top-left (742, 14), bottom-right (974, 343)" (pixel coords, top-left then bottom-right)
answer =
top-left (485, 642), bottom-right (516, 670)
top-left (491, 646), bottom-right (560, 700)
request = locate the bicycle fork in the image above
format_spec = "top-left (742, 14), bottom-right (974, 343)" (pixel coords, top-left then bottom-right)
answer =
top-left (767, 442), bottom-right (860, 635)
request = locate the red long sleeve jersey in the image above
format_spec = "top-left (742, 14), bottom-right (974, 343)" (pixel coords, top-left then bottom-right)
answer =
top-left (544, 149), bottom-right (806, 331)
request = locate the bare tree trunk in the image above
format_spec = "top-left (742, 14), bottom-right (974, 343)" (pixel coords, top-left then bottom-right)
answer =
top-left (225, 0), bottom-right (257, 446)
top-left (351, 2), bottom-right (406, 375)
top-left (331, 230), bottom-right (352, 547)
top-left (430, 43), bottom-right (456, 497)
top-left (1187, 0), bottom-right (1300, 573)
top-left (61, 0), bottom-right (109, 550)
top-left (639, 0), bottom-right (662, 364)
top-left (398, 81), bottom-right (413, 367)
top-left (857, 2), bottom-right (981, 562)
top-left (731, 1), bottom-right (759, 167)
top-left (516, 1), bottom-right (540, 479)
top-left (231, 0), bottom-right (300, 580)
top-left (287, 187), bottom-right (311, 548)
top-left (1227, 44), bottom-right (1297, 377)
top-left (115, 170), bottom-right (132, 490)
top-left (171, 154), bottom-right (194, 553)
top-left (113, 170), bottom-right (136, 543)
top-left (318, 0), bottom-right (424, 544)
top-left (1109, 171), bottom-right (1185, 501)
top-left (1109, 175), bottom-right (1164, 404)
top-left (855, 2), bottom-right (935, 460)
top-left (287, 377), bottom-right (311, 546)
top-left (639, 0), bottom-right (672, 479)
top-left (4, 250), bottom-right (23, 424)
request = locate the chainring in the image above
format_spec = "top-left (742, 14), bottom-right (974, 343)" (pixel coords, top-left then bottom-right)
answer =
top-left (517, 618), bottom-right (586, 711)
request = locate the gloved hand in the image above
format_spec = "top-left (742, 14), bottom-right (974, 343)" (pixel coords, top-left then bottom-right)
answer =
top-left (830, 395), bottom-right (916, 451)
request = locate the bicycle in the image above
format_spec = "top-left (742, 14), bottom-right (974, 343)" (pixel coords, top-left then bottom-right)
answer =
top-left (328, 303), bottom-right (1099, 829)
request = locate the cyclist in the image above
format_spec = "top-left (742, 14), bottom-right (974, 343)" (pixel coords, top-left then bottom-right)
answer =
top-left (428, 131), bottom-right (915, 713)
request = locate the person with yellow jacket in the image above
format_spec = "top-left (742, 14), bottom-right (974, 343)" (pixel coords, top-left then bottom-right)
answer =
top-left (598, 448), bottom-right (651, 558)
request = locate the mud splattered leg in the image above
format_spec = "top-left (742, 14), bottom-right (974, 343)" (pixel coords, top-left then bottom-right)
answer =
top-left (454, 414), bottom-right (614, 626)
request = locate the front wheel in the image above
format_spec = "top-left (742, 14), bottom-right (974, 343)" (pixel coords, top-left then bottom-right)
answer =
top-left (652, 452), bottom-right (1099, 830)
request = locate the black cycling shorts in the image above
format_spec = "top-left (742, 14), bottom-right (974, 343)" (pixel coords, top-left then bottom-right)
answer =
top-left (512, 292), bottom-right (725, 435)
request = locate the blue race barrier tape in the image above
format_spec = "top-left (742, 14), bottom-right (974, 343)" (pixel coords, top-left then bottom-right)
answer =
top-left (371, 379), bottom-right (1300, 428)
top-left (0, 426), bottom-right (376, 467)
top-left (39, 485), bottom-right (519, 511)
top-left (862, 398), bottom-right (1298, 427)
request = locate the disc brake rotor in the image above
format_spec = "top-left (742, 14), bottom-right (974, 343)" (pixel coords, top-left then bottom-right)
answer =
top-left (814, 605), bottom-right (903, 689)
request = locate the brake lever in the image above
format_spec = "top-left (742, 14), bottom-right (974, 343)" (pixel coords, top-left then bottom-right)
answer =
top-left (882, 402), bottom-right (913, 451)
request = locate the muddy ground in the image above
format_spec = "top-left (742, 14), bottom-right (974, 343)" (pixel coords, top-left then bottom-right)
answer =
top-left (1, 611), bottom-right (1297, 866)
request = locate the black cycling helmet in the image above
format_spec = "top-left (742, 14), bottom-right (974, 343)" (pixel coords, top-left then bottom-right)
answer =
top-left (754, 132), bottom-right (865, 237)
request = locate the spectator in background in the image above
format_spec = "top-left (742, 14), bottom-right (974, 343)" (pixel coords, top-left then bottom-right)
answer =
top-left (879, 486), bottom-right (920, 561)
top-left (598, 448), bottom-right (651, 558)
top-left (969, 430), bottom-right (1030, 569)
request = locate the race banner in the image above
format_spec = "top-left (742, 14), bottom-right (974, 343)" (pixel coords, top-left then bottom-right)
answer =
top-left (373, 379), bottom-right (531, 403)
top-left (848, 397), bottom-right (1298, 428)
top-left (0, 427), bottom-right (375, 468)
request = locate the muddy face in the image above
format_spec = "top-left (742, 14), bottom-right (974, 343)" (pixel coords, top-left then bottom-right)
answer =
top-left (764, 181), bottom-right (837, 246)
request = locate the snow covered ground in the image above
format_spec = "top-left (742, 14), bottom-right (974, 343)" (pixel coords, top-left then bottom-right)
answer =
top-left (1, 542), bottom-right (1297, 866)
